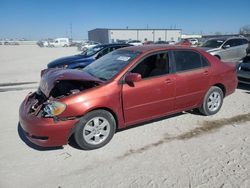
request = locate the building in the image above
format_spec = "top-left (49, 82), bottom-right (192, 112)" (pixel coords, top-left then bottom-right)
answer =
top-left (181, 34), bottom-right (202, 39)
top-left (88, 28), bottom-right (182, 43)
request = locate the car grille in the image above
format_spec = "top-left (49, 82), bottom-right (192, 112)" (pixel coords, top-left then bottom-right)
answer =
top-left (28, 89), bottom-right (47, 115)
top-left (241, 67), bottom-right (250, 72)
top-left (238, 77), bottom-right (250, 83)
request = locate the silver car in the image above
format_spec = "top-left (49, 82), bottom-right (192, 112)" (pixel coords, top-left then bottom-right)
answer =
top-left (200, 37), bottom-right (249, 62)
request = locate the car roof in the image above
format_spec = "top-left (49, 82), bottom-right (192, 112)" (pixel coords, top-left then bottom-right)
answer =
top-left (207, 36), bottom-right (248, 41)
top-left (96, 43), bottom-right (131, 48)
top-left (118, 44), bottom-right (199, 53)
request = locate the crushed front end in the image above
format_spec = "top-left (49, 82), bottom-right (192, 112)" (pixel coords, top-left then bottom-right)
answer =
top-left (19, 68), bottom-right (102, 147)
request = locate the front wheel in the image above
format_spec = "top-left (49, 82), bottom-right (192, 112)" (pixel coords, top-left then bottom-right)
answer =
top-left (199, 86), bottom-right (224, 116)
top-left (74, 110), bottom-right (116, 150)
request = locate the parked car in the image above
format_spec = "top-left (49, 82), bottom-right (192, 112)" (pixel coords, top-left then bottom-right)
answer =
top-left (237, 55), bottom-right (250, 84)
top-left (168, 40), bottom-right (176, 45)
top-left (49, 38), bottom-right (69, 47)
top-left (19, 45), bottom-right (237, 150)
top-left (47, 43), bottom-right (131, 69)
top-left (154, 41), bottom-right (169, 44)
top-left (0, 42), bottom-right (2, 45)
top-left (200, 37), bottom-right (249, 62)
top-left (77, 41), bottom-right (101, 51)
top-left (3, 41), bottom-right (19, 45)
top-left (127, 40), bottom-right (143, 46)
top-left (143, 41), bottom-right (154, 45)
top-left (175, 39), bottom-right (192, 46)
top-left (188, 38), bottom-right (199, 46)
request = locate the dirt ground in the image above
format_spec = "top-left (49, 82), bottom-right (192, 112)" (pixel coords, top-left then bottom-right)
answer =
top-left (0, 45), bottom-right (250, 188)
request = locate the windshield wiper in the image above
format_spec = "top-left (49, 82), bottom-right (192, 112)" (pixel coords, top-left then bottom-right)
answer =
top-left (84, 70), bottom-right (107, 81)
top-left (97, 77), bottom-right (107, 81)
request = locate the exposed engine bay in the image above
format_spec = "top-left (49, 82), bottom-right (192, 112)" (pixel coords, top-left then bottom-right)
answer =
top-left (49, 80), bottom-right (98, 98)
top-left (29, 80), bottom-right (99, 116)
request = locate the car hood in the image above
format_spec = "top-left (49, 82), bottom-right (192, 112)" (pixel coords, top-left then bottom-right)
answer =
top-left (47, 54), bottom-right (94, 68)
top-left (39, 68), bottom-right (104, 97)
top-left (199, 47), bottom-right (220, 53)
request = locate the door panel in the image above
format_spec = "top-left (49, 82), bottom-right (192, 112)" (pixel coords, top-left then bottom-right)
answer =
top-left (172, 50), bottom-right (210, 110)
top-left (122, 75), bottom-right (176, 125)
top-left (175, 68), bottom-right (210, 110)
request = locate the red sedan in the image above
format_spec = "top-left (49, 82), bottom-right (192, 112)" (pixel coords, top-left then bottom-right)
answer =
top-left (19, 45), bottom-right (237, 150)
top-left (176, 39), bottom-right (192, 46)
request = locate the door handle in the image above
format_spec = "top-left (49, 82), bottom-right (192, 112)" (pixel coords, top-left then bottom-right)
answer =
top-left (203, 70), bottom-right (209, 76)
top-left (164, 79), bottom-right (172, 84)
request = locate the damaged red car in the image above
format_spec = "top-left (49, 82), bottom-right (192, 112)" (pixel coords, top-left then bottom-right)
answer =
top-left (19, 45), bottom-right (237, 150)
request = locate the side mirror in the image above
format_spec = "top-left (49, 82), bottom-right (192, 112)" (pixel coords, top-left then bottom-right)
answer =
top-left (125, 73), bottom-right (142, 84)
top-left (223, 44), bottom-right (230, 49)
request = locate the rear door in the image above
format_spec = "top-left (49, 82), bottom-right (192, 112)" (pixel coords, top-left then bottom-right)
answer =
top-left (221, 39), bottom-right (238, 61)
top-left (238, 39), bottom-right (248, 59)
top-left (172, 50), bottom-right (210, 110)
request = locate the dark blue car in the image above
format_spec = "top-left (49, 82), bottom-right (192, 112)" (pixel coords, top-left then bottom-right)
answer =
top-left (47, 43), bottom-right (131, 69)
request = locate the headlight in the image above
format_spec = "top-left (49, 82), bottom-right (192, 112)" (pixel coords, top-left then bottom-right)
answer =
top-left (43, 101), bottom-right (66, 117)
top-left (56, 64), bottom-right (68, 68)
top-left (63, 64), bottom-right (68, 68)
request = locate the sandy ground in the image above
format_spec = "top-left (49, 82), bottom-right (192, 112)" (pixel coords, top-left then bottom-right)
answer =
top-left (0, 45), bottom-right (250, 188)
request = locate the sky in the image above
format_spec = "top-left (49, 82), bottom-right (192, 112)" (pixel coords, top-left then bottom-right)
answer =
top-left (0, 0), bottom-right (249, 40)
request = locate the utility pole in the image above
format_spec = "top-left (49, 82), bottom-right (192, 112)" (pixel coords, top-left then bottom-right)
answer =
top-left (70, 22), bottom-right (73, 40)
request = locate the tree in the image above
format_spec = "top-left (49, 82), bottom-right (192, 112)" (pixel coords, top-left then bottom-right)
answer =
top-left (240, 25), bottom-right (250, 34)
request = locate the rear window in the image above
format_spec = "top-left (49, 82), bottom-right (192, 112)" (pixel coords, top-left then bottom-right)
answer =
top-left (173, 50), bottom-right (203, 72)
top-left (241, 39), bottom-right (249, 45)
top-left (202, 39), bottom-right (225, 48)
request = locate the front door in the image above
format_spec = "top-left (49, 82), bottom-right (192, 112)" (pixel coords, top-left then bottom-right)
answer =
top-left (122, 52), bottom-right (176, 125)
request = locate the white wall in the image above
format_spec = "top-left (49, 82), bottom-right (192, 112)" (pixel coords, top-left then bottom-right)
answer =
top-left (108, 29), bottom-right (181, 42)
top-left (154, 30), bottom-right (166, 41)
top-left (110, 30), bottom-right (138, 42)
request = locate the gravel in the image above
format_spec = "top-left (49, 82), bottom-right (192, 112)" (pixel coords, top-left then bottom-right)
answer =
top-left (0, 45), bottom-right (250, 188)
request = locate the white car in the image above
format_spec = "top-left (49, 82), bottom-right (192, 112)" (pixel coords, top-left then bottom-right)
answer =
top-left (127, 40), bottom-right (143, 46)
top-left (43, 41), bottom-right (49, 47)
top-left (167, 40), bottom-right (176, 45)
top-left (49, 38), bottom-right (70, 47)
top-left (78, 41), bottom-right (101, 51)
top-left (188, 38), bottom-right (199, 46)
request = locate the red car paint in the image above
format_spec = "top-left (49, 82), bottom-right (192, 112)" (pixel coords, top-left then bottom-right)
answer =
top-left (19, 45), bottom-right (237, 147)
top-left (176, 39), bottom-right (192, 46)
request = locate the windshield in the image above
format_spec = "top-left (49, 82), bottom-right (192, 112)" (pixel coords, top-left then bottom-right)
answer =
top-left (202, 39), bottom-right (225, 48)
top-left (81, 46), bottom-right (104, 56)
top-left (83, 50), bottom-right (140, 81)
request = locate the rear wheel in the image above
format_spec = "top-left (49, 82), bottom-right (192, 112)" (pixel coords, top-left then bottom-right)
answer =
top-left (74, 110), bottom-right (116, 150)
top-left (199, 86), bottom-right (223, 116)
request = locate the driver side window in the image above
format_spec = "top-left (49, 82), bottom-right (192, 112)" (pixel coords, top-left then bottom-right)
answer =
top-left (97, 48), bottom-right (110, 59)
top-left (131, 52), bottom-right (169, 79)
top-left (224, 39), bottom-right (236, 47)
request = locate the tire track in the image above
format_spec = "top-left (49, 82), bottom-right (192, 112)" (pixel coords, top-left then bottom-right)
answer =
top-left (0, 81), bottom-right (38, 92)
top-left (117, 113), bottom-right (250, 159)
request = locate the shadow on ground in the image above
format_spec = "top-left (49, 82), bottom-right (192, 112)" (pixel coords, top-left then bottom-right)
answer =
top-left (17, 122), bottom-right (63, 151)
top-left (17, 111), bottom-right (202, 151)
top-left (237, 83), bottom-right (250, 92)
top-left (116, 112), bottom-right (187, 133)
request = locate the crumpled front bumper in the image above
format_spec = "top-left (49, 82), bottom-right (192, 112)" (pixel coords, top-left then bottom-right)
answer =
top-left (19, 93), bottom-right (79, 147)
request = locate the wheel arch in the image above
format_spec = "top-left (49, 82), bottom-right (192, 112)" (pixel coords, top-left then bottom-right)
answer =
top-left (68, 107), bottom-right (119, 140)
top-left (214, 55), bottom-right (221, 60)
top-left (213, 83), bottom-right (226, 97)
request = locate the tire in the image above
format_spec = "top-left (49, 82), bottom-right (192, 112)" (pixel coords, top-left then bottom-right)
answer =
top-left (199, 86), bottom-right (224, 116)
top-left (74, 110), bottom-right (116, 150)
